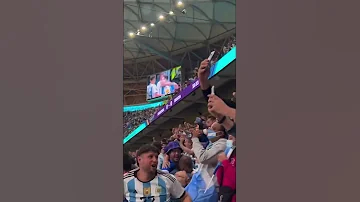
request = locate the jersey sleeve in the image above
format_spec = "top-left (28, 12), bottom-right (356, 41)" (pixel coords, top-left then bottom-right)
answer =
top-left (123, 178), bottom-right (128, 199)
top-left (169, 177), bottom-right (186, 199)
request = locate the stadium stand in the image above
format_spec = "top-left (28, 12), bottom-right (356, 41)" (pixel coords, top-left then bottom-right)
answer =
top-left (123, 1), bottom-right (236, 202)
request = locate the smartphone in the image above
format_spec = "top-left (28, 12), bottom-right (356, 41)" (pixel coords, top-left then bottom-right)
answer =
top-left (208, 51), bottom-right (215, 61)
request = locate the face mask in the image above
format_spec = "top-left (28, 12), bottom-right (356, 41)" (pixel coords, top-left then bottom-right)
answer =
top-left (203, 129), bottom-right (215, 135)
top-left (226, 140), bottom-right (233, 148)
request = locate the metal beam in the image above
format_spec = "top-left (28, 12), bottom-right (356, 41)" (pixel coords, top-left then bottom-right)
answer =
top-left (124, 93), bottom-right (146, 97)
top-left (124, 68), bottom-right (137, 79)
top-left (153, 60), bottom-right (167, 70)
top-left (123, 78), bottom-right (147, 84)
top-left (137, 42), bottom-right (180, 65)
top-left (190, 51), bottom-right (204, 61)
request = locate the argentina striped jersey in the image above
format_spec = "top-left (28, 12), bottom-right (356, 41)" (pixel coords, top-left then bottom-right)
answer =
top-left (124, 168), bottom-right (185, 202)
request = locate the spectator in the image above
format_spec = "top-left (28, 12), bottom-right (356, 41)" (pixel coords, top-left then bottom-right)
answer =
top-left (178, 155), bottom-right (194, 175)
top-left (174, 170), bottom-right (191, 188)
top-left (205, 115), bottom-right (217, 128)
top-left (191, 121), bottom-right (227, 176)
top-left (216, 145), bottom-right (236, 202)
top-left (228, 134), bottom-right (236, 147)
top-left (197, 59), bottom-right (236, 109)
top-left (123, 38), bottom-right (236, 202)
top-left (123, 34), bottom-right (236, 140)
top-left (162, 141), bottom-right (183, 174)
top-left (207, 94), bottom-right (236, 137)
top-left (124, 152), bottom-right (135, 174)
top-left (124, 144), bottom-right (191, 202)
top-left (152, 141), bottom-right (164, 169)
top-left (123, 107), bottom-right (159, 137)
top-left (175, 155), bottom-right (194, 187)
top-left (179, 135), bottom-right (194, 154)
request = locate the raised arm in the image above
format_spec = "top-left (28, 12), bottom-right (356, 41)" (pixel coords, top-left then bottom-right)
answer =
top-left (191, 138), bottom-right (226, 164)
top-left (179, 139), bottom-right (195, 156)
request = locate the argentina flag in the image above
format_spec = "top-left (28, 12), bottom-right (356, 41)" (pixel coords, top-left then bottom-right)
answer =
top-left (184, 164), bottom-right (218, 202)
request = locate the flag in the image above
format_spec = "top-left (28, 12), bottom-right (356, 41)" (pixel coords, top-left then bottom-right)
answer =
top-left (184, 164), bottom-right (218, 202)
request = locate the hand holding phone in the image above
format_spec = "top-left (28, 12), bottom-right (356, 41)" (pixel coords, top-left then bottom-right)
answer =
top-left (208, 51), bottom-right (215, 61)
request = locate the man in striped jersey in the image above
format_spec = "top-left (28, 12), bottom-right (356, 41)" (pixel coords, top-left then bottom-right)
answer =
top-left (147, 76), bottom-right (160, 99)
top-left (124, 144), bottom-right (192, 202)
top-left (156, 73), bottom-right (178, 96)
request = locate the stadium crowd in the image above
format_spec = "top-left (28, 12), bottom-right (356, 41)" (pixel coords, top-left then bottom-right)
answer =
top-left (123, 36), bottom-right (236, 139)
top-left (123, 107), bottom-right (159, 136)
top-left (124, 55), bottom-right (237, 202)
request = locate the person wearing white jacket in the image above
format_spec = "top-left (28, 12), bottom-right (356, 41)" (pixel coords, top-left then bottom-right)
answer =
top-left (191, 122), bottom-right (227, 178)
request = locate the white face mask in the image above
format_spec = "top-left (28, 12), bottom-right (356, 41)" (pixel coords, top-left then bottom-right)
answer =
top-left (226, 140), bottom-right (233, 148)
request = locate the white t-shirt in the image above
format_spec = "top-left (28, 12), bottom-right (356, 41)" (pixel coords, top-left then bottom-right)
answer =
top-left (147, 83), bottom-right (158, 99)
top-left (124, 168), bottom-right (185, 202)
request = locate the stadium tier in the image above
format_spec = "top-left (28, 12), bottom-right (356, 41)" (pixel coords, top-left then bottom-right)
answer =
top-left (124, 47), bottom-right (236, 144)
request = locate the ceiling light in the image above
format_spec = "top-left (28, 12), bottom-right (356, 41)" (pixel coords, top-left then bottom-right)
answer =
top-left (128, 32), bottom-right (135, 37)
top-left (141, 26), bottom-right (147, 31)
top-left (159, 15), bottom-right (164, 20)
top-left (150, 23), bottom-right (155, 27)
top-left (177, 1), bottom-right (183, 7)
top-left (169, 11), bottom-right (174, 15)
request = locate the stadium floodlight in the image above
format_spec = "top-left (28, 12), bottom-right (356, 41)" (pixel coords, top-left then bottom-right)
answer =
top-left (177, 1), bottom-right (183, 7)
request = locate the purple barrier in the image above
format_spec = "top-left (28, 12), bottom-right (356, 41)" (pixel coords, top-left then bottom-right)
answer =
top-left (150, 79), bottom-right (200, 123)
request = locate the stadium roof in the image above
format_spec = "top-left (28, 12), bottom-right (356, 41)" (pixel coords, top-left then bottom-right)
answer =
top-left (123, 0), bottom-right (235, 104)
top-left (124, 0), bottom-right (235, 63)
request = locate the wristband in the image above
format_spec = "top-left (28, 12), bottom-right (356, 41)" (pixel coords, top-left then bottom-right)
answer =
top-left (226, 123), bottom-right (236, 135)
top-left (217, 116), bottom-right (227, 124)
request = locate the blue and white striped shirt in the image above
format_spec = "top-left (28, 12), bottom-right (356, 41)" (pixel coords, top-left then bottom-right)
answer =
top-left (124, 168), bottom-right (185, 202)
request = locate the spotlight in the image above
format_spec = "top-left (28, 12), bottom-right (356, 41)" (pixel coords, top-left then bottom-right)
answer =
top-left (150, 23), bottom-right (155, 27)
top-left (136, 30), bottom-right (140, 35)
top-left (177, 1), bottom-right (183, 7)
top-left (141, 26), bottom-right (147, 31)
top-left (169, 11), bottom-right (174, 15)
top-left (181, 9), bottom-right (187, 14)
top-left (128, 32), bottom-right (135, 37)
top-left (159, 15), bottom-right (164, 20)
